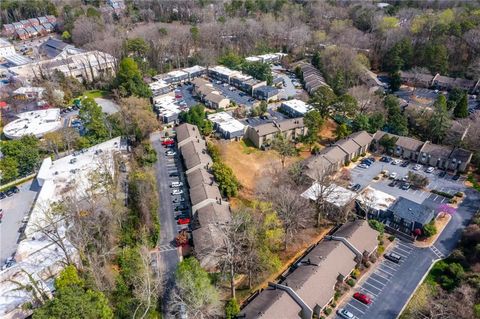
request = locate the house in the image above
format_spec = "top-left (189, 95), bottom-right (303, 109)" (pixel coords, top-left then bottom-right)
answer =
top-left (245, 52), bottom-right (287, 64)
top-left (253, 85), bottom-right (279, 102)
top-left (15, 29), bottom-right (29, 40)
top-left (208, 65), bottom-right (240, 84)
top-left (192, 224), bottom-right (225, 270)
top-left (13, 86), bottom-right (45, 99)
top-left (179, 139), bottom-right (212, 174)
top-left (349, 131), bottom-right (374, 155)
top-left (246, 118), bottom-right (307, 149)
top-left (195, 83), bottom-right (216, 99)
top-left (356, 186), bottom-right (397, 220)
top-left (386, 197), bottom-right (435, 235)
top-left (33, 25), bottom-right (47, 36)
top-left (153, 93), bottom-right (181, 124)
top-left (280, 99), bottom-right (312, 118)
top-left (176, 123), bottom-right (202, 147)
top-left (183, 65), bottom-right (206, 80)
top-left (13, 22), bottom-right (24, 30)
top-left (335, 137), bottom-right (363, 162)
top-left (298, 62), bottom-right (329, 94)
top-left (207, 112), bottom-right (245, 139)
top-left (20, 20), bottom-right (31, 28)
top-left (204, 92), bottom-right (230, 109)
top-left (2, 24), bottom-right (15, 37)
top-left (28, 18), bottom-right (40, 26)
top-left (239, 220), bottom-right (378, 319)
top-left (38, 16), bottom-right (48, 25)
top-left (39, 37), bottom-right (78, 59)
top-left (192, 77), bottom-right (210, 88)
top-left (372, 131), bottom-right (472, 172)
top-left (190, 183), bottom-right (222, 213)
top-left (186, 168), bottom-right (215, 189)
top-left (399, 71), bottom-right (435, 88)
top-left (193, 202), bottom-right (231, 229)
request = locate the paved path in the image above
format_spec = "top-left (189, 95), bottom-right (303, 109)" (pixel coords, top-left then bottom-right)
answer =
top-left (336, 188), bottom-right (480, 319)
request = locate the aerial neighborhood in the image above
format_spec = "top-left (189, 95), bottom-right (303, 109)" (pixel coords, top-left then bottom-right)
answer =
top-left (0, 1), bottom-right (480, 319)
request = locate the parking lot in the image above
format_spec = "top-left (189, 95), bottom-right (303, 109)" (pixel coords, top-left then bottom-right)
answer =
top-left (210, 82), bottom-right (257, 108)
top-left (0, 179), bottom-right (40, 268)
top-left (175, 84), bottom-right (200, 108)
top-left (349, 157), bottom-right (467, 204)
top-left (337, 240), bottom-right (418, 319)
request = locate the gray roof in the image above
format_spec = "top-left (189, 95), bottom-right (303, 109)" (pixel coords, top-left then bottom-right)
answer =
top-left (449, 147), bottom-right (472, 163)
top-left (186, 168), bottom-right (214, 188)
top-left (180, 140), bottom-right (212, 170)
top-left (192, 224), bottom-right (225, 270)
top-left (40, 37), bottom-right (70, 58)
top-left (335, 138), bottom-right (361, 155)
top-left (255, 85), bottom-right (279, 95)
top-left (321, 146), bottom-right (347, 164)
top-left (190, 183), bottom-right (222, 207)
top-left (195, 203), bottom-right (231, 228)
top-left (421, 142), bottom-right (452, 159)
top-left (304, 154), bottom-right (335, 180)
top-left (334, 220), bottom-right (378, 255)
top-left (389, 197), bottom-right (435, 226)
top-left (350, 131), bottom-right (373, 147)
top-left (277, 118), bottom-right (304, 131)
top-left (396, 136), bottom-right (424, 152)
top-left (176, 123), bottom-right (201, 144)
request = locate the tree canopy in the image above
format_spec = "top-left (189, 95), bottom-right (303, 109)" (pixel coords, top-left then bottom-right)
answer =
top-left (115, 58), bottom-right (152, 98)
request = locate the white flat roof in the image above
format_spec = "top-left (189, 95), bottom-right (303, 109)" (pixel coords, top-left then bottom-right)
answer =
top-left (210, 65), bottom-right (240, 77)
top-left (207, 112), bottom-right (245, 133)
top-left (166, 70), bottom-right (188, 78)
top-left (1, 137), bottom-right (125, 319)
top-left (183, 65), bottom-right (205, 74)
top-left (0, 38), bottom-right (12, 47)
top-left (301, 182), bottom-right (357, 208)
top-left (281, 99), bottom-right (312, 115)
top-left (245, 56), bottom-right (261, 62)
top-left (13, 86), bottom-right (45, 95)
top-left (357, 186), bottom-right (397, 211)
top-left (5, 54), bottom-right (32, 66)
top-left (149, 80), bottom-right (169, 90)
top-left (3, 108), bottom-right (62, 139)
top-left (154, 93), bottom-right (182, 118)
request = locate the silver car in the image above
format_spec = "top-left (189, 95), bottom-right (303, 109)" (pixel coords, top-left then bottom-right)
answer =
top-left (337, 308), bottom-right (357, 319)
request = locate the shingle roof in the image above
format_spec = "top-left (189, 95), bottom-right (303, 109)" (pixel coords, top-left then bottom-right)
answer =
top-left (321, 146), bottom-right (347, 163)
top-left (396, 136), bottom-right (424, 152)
top-left (186, 168), bottom-right (214, 188)
top-left (449, 147), bottom-right (472, 163)
top-left (422, 142), bottom-right (452, 159)
top-left (335, 138), bottom-right (360, 155)
top-left (190, 183), bottom-right (222, 207)
top-left (195, 203), bottom-right (231, 228)
top-left (205, 92), bottom-right (228, 104)
top-left (180, 140), bottom-right (211, 170)
top-left (176, 123), bottom-right (201, 144)
top-left (192, 224), bottom-right (225, 269)
top-left (192, 77), bottom-right (209, 87)
top-left (350, 131), bottom-right (373, 147)
top-left (389, 197), bottom-right (435, 226)
top-left (334, 220), bottom-right (378, 255)
top-left (277, 118), bottom-right (304, 131)
top-left (251, 122), bottom-right (280, 137)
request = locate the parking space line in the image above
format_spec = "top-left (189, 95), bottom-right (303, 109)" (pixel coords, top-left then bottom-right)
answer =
top-left (377, 267), bottom-right (394, 277)
top-left (373, 271), bottom-right (390, 281)
top-left (381, 262), bottom-right (398, 272)
top-left (392, 247), bottom-right (410, 256)
top-left (363, 281), bottom-right (382, 292)
top-left (347, 303), bottom-right (366, 314)
top-left (361, 287), bottom-right (378, 297)
top-left (397, 241), bottom-right (414, 249)
top-left (351, 298), bottom-right (369, 309)
top-left (368, 276), bottom-right (387, 286)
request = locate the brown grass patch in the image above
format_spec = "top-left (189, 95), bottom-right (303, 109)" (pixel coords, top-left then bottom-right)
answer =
top-left (318, 117), bottom-right (337, 145)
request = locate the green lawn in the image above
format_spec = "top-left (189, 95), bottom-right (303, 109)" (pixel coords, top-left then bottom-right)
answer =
top-left (68, 90), bottom-right (109, 105)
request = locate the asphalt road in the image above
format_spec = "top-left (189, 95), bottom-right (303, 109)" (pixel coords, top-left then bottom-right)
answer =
top-left (211, 82), bottom-right (256, 107)
top-left (0, 179), bottom-right (40, 267)
top-left (336, 186), bottom-right (480, 319)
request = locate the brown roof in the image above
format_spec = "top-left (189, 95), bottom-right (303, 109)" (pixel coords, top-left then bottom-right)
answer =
top-left (205, 92), bottom-right (228, 104)
top-left (195, 203), bottom-right (231, 228)
top-left (180, 140), bottom-right (212, 170)
top-left (334, 220), bottom-right (379, 255)
top-left (422, 142), bottom-right (452, 159)
top-left (278, 118), bottom-right (304, 131)
top-left (449, 147), bottom-right (472, 163)
top-left (176, 123), bottom-right (201, 144)
top-left (190, 183), bottom-right (222, 207)
top-left (192, 224), bottom-right (225, 270)
top-left (396, 136), bottom-right (424, 152)
top-left (252, 122), bottom-right (280, 137)
top-left (304, 155), bottom-right (335, 180)
top-left (239, 288), bottom-right (301, 319)
top-left (322, 146), bottom-right (347, 164)
top-left (192, 77), bottom-right (209, 87)
top-left (372, 130), bottom-right (388, 141)
top-left (335, 138), bottom-right (360, 155)
top-left (186, 168), bottom-right (214, 188)
top-left (350, 131), bottom-right (373, 147)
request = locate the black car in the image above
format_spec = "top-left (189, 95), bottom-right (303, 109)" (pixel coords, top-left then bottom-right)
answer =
top-left (400, 161), bottom-right (409, 167)
top-left (367, 157), bottom-right (376, 162)
top-left (5, 189), bottom-right (14, 197)
top-left (380, 156), bottom-right (392, 163)
top-left (439, 171), bottom-right (447, 178)
top-left (352, 184), bottom-right (361, 191)
top-left (453, 174), bottom-right (461, 181)
top-left (11, 186), bottom-right (19, 193)
top-left (361, 159), bottom-right (372, 165)
top-left (384, 252), bottom-right (402, 263)
top-left (0, 192), bottom-right (5, 200)
top-left (174, 205), bottom-right (187, 211)
top-left (175, 213), bottom-right (190, 220)
top-left (169, 172), bottom-right (180, 177)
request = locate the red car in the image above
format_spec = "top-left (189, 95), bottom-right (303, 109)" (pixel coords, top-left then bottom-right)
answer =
top-left (353, 292), bottom-right (372, 305)
top-left (175, 94), bottom-right (182, 99)
top-left (177, 218), bottom-right (190, 225)
top-left (161, 139), bottom-right (174, 146)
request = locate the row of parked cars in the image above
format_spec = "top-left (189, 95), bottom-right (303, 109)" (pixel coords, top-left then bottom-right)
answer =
top-left (60, 104), bottom-right (81, 114)
top-left (163, 138), bottom-right (191, 230)
top-left (0, 186), bottom-right (20, 200)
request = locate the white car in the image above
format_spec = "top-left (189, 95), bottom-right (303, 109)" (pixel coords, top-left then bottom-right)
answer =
top-left (166, 151), bottom-right (176, 156)
top-left (426, 166), bottom-right (435, 173)
top-left (391, 159), bottom-right (401, 165)
top-left (413, 164), bottom-right (422, 171)
top-left (172, 189), bottom-right (184, 195)
top-left (389, 172), bottom-right (398, 179)
top-left (337, 308), bottom-right (356, 319)
top-left (171, 181), bottom-right (183, 188)
top-left (358, 164), bottom-right (369, 169)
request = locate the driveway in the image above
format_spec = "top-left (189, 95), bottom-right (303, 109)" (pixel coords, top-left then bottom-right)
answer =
top-left (0, 179), bottom-right (40, 267)
top-left (210, 82), bottom-right (256, 108)
top-left (337, 175), bottom-right (480, 319)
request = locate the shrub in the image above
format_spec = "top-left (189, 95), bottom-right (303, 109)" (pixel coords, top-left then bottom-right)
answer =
top-left (346, 278), bottom-right (356, 287)
top-left (474, 304), bottom-right (480, 318)
top-left (351, 268), bottom-right (361, 279)
top-left (369, 254), bottom-right (377, 263)
top-left (330, 301), bottom-right (337, 308)
top-left (379, 239), bottom-right (384, 245)
top-left (364, 261), bottom-right (371, 268)
top-left (388, 235), bottom-right (395, 242)
top-left (361, 152), bottom-right (366, 157)
top-left (423, 222), bottom-right (437, 238)
top-left (377, 245), bottom-right (385, 256)
top-left (449, 198), bottom-right (457, 204)
top-left (369, 220), bottom-right (385, 234)
top-left (455, 192), bottom-right (463, 197)
top-left (345, 160), bottom-right (351, 166)
top-left (225, 298), bottom-right (240, 319)
top-left (351, 156), bottom-right (358, 162)
top-left (431, 189), bottom-right (454, 199)
top-left (334, 290), bottom-right (342, 301)
top-left (373, 176), bottom-right (380, 180)
top-left (324, 307), bottom-right (332, 315)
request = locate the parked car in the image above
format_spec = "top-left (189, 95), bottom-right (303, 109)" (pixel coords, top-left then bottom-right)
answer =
top-left (413, 164), bottom-right (422, 171)
top-left (5, 189), bottom-right (14, 197)
top-left (351, 184), bottom-right (361, 191)
top-left (175, 213), bottom-right (190, 220)
top-left (0, 192), bottom-right (5, 200)
top-left (391, 159), bottom-right (401, 165)
top-left (166, 150), bottom-right (177, 156)
top-left (337, 308), bottom-right (356, 319)
top-left (388, 181), bottom-right (397, 187)
top-left (171, 181), bottom-right (184, 188)
top-left (426, 166), bottom-right (435, 173)
top-left (358, 164), bottom-right (369, 169)
top-left (453, 174), bottom-right (461, 181)
top-left (360, 159), bottom-right (372, 165)
top-left (439, 171), bottom-right (447, 178)
top-left (367, 157), bottom-right (376, 162)
top-left (384, 252), bottom-right (402, 263)
top-left (380, 156), bottom-right (392, 163)
top-left (401, 182), bottom-right (411, 190)
top-left (174, 205), bottom-right (187, 211)
top-left (173, 197), bottom-right (185, 203)
top-left (400, 160), bottom-right (410, 167)
top-left (353, 292), bottom-right (372, 305)
top-left (389, 172), bottom-right (398, 179)
top-left (172, 189), bottom-right (184, 195)
top-left (177, 218), bottom-right (190, 225)
top-left (162, 139), bottom-right (174, 146)
top-left (169, 172), bottom-right (180, 177)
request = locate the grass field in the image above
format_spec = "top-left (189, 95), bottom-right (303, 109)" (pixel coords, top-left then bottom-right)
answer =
top-left (69, 90), bottom-right (109, 105)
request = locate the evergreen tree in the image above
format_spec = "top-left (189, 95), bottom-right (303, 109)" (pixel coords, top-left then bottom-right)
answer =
top-left (428, 95), bottom-right (451, 143)
top-left (453, 92), bottom-right (469, 118)
top-left (115, 58), bottom-right (151, 98)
